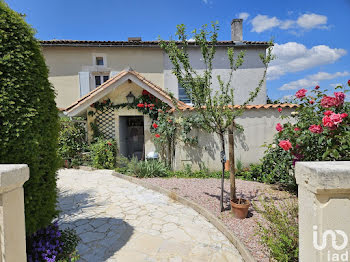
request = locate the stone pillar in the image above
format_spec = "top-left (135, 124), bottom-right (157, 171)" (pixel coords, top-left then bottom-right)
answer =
top-left (295, 162), bottom-right (350, 262)
top-left (0, 164), bottom-right (29, 262)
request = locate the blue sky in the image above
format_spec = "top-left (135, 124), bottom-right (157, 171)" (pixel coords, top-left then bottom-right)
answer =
top-left (6, 0), bottom-right (350, 101)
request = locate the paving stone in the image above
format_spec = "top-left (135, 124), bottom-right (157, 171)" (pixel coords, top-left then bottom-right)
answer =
top-left (57, 169), bottom-right (243, 261)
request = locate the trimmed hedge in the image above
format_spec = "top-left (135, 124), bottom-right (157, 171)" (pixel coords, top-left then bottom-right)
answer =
top-left (0, 2), bottom-right (59, 235)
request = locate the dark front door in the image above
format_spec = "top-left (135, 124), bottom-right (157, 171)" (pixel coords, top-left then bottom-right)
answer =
top-left (119, 116), bottom-right (144, 160)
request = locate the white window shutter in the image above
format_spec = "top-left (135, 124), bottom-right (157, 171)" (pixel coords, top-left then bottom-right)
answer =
top-left (79, 72), bottom-right (90, 97)
top-left (110, 71), bottom-right (119, 78)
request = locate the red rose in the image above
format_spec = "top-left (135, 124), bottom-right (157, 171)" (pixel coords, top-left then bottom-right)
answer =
top-left (137, 103), bottom-right (145, 108)
top-left (309, 100), bottom-right (315, 104)
top-left (334, 92), bottom-right (345, 106)
top-left (150, 107), bottom-right (153, 110)
top-left (294, 127), bottom-right (300, 131)
top-left (322, 116), bottom-right (334, 128)
top-left (142, 90), bottom-right (149, 95)
top-left (321, 96), bottom-right (337, 108)
top-left (107, 142), bottom-right (112, 146)
top-left (150, 104), bottom-right (155, 107)
top-left (103, 100), bottom-right (107, 104)
top-left (324, 110), bottom-right (333, 116)
top-left (276, 123), bottom-right (283, 132)
top-left (155, 134), bottom-right (160, 138)
top-left (158, 109), bottom-right (163, 113)
top-left (279, 140), bottom-right (292, 151)
top-left (278, 108), bottom-right (282, 113)
top-left (341, 113), bottom-right (348, 118)
top-left (152, 123), bottom-right (158, 129)
top-left (315, 85), bottom-right (320, 90)
top-left (295, 88), bottom-right (307, 98)
top-left (168, 119), bottom-right (172, 123)
top-left (309, 125), bottom-right (323, 134)
top-left (330, 113), bottom-right (343, 125)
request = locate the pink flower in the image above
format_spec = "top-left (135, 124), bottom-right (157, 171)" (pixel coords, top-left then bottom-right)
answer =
top-left (315, 85), bottom-right (320, 90)
top-left (276, 123), bottom-right (283, 132)
top-left (279, 140), bottom-right (292, 151)
top-left (309, 100), bottom-right (315, 104)
top-left (309, 125), bottom-right (323, 134)
top-left (324, 110), bottom-right (333, 116)
top-left (294, 127), bottom-right (300, 131)
top-left (334, 92), bottom-right (345, 106)
top-left (322, 116), bottom-right (334, 128)
top-left (330, 113), bottom-right (343, 125)
top-left (278, 108), bottom-right (282, 113)
top-left (295, 88), bottom-right (307, 98)
top-left (321, 96), bottom-right (337, 108)
top-left (322, 113), bottom-right (343, 128)
top-left (341, 113), bottom-right (348, 119)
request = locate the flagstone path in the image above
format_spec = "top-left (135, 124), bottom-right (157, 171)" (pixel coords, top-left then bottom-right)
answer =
top-left (57, 169), bottom-right (243, 262)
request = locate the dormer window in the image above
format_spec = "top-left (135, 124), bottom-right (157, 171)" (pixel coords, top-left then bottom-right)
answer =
top-left (96, 57), bottom-right (104, 66)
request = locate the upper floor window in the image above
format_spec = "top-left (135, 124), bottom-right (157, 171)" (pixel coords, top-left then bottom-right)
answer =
top-left (95, 75), bottom-right (109, 88)
top-left (96, 57), bottom-right (104, 66)
top-left (92, 53), bottom-right (107, 67)
top-left (178, 83), bottom-right (192, 104)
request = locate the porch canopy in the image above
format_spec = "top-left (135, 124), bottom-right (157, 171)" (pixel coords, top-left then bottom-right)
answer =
top-left (64, 67), bottom-right (189, 117)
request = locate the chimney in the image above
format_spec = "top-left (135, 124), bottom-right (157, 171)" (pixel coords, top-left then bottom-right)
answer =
top-left (231, 19), bottom-right (243, 41)
top-left (128, 37), bottom-right (142, 42)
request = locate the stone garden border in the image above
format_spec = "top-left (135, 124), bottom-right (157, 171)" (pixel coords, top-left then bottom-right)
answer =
top-left (111, 171), bottom-right (256, 262)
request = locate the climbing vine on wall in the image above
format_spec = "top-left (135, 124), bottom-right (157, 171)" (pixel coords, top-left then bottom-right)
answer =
top-left (88, 90), bottom-right (202, 168)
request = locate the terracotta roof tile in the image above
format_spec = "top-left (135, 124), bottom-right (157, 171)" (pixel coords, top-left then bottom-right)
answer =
top-left (40, 40), bottom-right (271, 47)
top-left (175, 103), bottom-right (298, 111)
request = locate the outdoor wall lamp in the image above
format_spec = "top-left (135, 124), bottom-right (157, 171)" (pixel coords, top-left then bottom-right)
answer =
top-left (126, 91), bottom-right (135, 104)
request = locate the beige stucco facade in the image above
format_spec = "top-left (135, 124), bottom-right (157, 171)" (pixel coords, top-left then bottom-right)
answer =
top-left (42, 46), bottom-right (164, 108)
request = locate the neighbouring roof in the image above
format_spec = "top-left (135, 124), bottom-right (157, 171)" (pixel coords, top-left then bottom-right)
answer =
top-left (176, 103), bottom-right (298, 111)
top-left (40, 40), bottom-right (271, 48)
top-left (64, 68), bottom-right (188, 116)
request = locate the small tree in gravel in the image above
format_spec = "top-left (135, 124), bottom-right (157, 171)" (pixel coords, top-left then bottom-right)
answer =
top-left (160, 22), bottom-right (273, 211)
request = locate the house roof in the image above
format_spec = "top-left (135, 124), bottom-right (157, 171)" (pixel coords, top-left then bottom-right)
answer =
top-left (40, 40), bottom-right (271, 48)
top-left (64, 68), bottom-right (188, 116)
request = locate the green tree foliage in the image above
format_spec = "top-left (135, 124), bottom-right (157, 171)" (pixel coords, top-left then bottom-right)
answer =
top-left (0, 2), bottom-right (60, 235)
top-left (160, 22), bottom-right (274, 211)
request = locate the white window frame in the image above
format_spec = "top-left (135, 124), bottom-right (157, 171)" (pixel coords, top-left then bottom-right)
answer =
top-left (92, 53), bottom-right (107, 67)
top-left (93, 74), bottom-right (110, 90)
top-left (178, 82), bottom-right (192, 105)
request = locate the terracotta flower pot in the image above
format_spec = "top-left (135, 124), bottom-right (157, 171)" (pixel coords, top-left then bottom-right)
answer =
top-left (230, 198), bottom-right (250, 219)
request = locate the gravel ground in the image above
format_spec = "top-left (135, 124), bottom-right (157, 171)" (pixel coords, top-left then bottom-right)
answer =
top-left (143, 177), bottom-right (295, 262)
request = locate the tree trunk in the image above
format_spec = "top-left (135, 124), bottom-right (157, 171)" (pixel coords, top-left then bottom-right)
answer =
top-left (228, 123), bottom-right (236, 203)
top-left (219, 132), bottom-right (226, 212)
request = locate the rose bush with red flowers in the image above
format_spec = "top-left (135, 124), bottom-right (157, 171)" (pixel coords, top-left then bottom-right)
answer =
top-left (258, 82), bottom-right (350, 191)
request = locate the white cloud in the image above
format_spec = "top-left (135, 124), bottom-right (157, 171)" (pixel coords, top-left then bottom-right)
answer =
top-left (251, 13), bottom-right (328, 33)
top-left (268, 42), bottom-right (347, 80)
top-left (297, 13), bottom-right (328, 29)
top-left (238, 12), bottom-right (250, 20)
top-left (330, 83), bottom-right (343, 88)
top-left (251, 15), bottom-right (280, 33)
top-left (279, 71), bottom-right (350, 90)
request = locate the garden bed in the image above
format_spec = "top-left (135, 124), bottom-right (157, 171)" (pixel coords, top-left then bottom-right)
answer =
top-left (142, 177), bottom-right (294, 262)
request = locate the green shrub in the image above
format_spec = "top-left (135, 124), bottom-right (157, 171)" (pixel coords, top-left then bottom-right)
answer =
top-left (254, 197), bottom-right (299, 261)
top-left (58, 117), bottom-right (88, 166)
top-left (89, 138), bottom-right (118, 169)
top-left (0, 2), bottom-right (59, 235)
top-left (127, 158), bottom-right (169, 178)
top-left (262, 82), bottom-right (350, 191)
